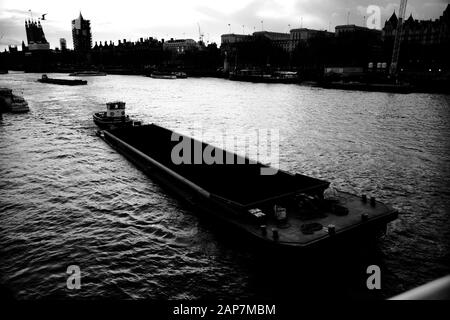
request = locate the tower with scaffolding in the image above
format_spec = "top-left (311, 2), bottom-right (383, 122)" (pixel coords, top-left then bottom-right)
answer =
top-left (25, 19), bottom-right (50, 51)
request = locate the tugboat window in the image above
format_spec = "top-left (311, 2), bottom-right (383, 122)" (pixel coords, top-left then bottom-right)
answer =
top-left (110, 112), bottom-right (114, 116)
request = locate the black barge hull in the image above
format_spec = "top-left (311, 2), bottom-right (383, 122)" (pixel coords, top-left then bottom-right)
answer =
top-left (320, 81), bottom-right (412, 94)
top-left (98, 124), bottom-right (397, 250)
top-left (229, 74), bottom-right (298, 84)
top-left (38, 78), bottom-right (87, 86)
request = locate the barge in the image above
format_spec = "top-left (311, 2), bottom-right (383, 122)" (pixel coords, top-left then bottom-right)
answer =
top-left (149, 71), bottom-right (177, 79)
top-left (229, 69), bottom-right (299, 84)
top-left (320, 81), bottom-right (412, 94)
top-left (38, 74), bottom-right (87, 86)
top-left (69, 71), bottom-right (107, 76)
top-left (97, 123), bottom-right (398, 250)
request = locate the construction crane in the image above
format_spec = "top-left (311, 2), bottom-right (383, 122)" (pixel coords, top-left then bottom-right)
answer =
top-left (389, 0), bottom-right (408, 77)
top-left (197, 23), bottom-right (204, 44)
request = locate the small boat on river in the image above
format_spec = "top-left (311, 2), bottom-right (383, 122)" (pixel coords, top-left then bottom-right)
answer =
top-left (10, 94), bottom-right (29, 113)
top-left (93, 101), bottom-right (134, 130)
top-left (0, 88), bottom-right (29, 113)
top-left (175, 72), bottom-right (188, 79)
top-left (97, 123), bottom-right (398, 250)
top-left (38, 74), bottom-right (87, 86)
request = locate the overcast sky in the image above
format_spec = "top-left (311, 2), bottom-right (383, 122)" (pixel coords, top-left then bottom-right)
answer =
top-left (0, 0), bottom-right (448, 51)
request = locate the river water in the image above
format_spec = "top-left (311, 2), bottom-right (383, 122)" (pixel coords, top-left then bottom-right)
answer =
top-left (0, 72), bottom-right (449, 299)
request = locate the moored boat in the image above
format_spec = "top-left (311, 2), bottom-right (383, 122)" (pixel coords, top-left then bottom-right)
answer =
top-left (150, 71), bottom-right (177, 79)
top-left (272, 71), bottom-right (299, 83)
top-left (10, 95), bottom-right (29, 113)
top-left (0, 88), bottom-right (29, 113)
top-left (97, 123), bottom-right (398, 250)
top-left (0, 88), bottom-right (12, 113)
top-left (320, 81), bottom-right (412, 94)
top-left (229, 69), bottom-right (299, 84)
top-left (69, 71), bottom-right (107, 76)
top-left (38, 74), bottom-right (87, 86)
top-left (175, 72), bottom-right (188, 79)
top-left (93, 101), bottom-right (133, 130)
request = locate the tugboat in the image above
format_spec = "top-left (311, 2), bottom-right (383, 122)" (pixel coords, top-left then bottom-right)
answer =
top-left (93, 101), bottom-right (133, 129)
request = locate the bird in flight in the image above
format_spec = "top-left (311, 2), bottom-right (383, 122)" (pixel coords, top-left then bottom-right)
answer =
top-left (41, 13), bottom-right (47, 20)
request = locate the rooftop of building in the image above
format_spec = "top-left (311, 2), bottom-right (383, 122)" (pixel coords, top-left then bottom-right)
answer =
top-left (221, 33), bottom-right (252, 37)
top-left (290, 27), bottom-right (331, 32)
top-left (335, 24), bottom-right (380, 30)
top-left (165, 38), bottom-right (197, 43)
top-left (252, 31), bottom-right (289, 36)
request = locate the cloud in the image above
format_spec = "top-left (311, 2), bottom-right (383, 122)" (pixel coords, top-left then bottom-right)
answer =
top-left (0, 17), bottom-right (27, 48)
top-left (0, 0), bottom-right (447, 51)
top-left (1, 8), bottom-right (32, 16)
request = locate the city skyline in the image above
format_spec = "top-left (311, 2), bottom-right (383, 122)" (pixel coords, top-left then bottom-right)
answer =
top-left (0, 0), bottom-right (448, 51)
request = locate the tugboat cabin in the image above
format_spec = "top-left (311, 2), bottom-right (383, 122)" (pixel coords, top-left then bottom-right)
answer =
top-left (106, 101), bottom-right (126, 118)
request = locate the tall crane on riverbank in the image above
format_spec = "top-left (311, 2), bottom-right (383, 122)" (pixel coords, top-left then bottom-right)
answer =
top-left (197, 23), bottom-right (204, 44)
top-left (389, 0), bottom-right (408, 77)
